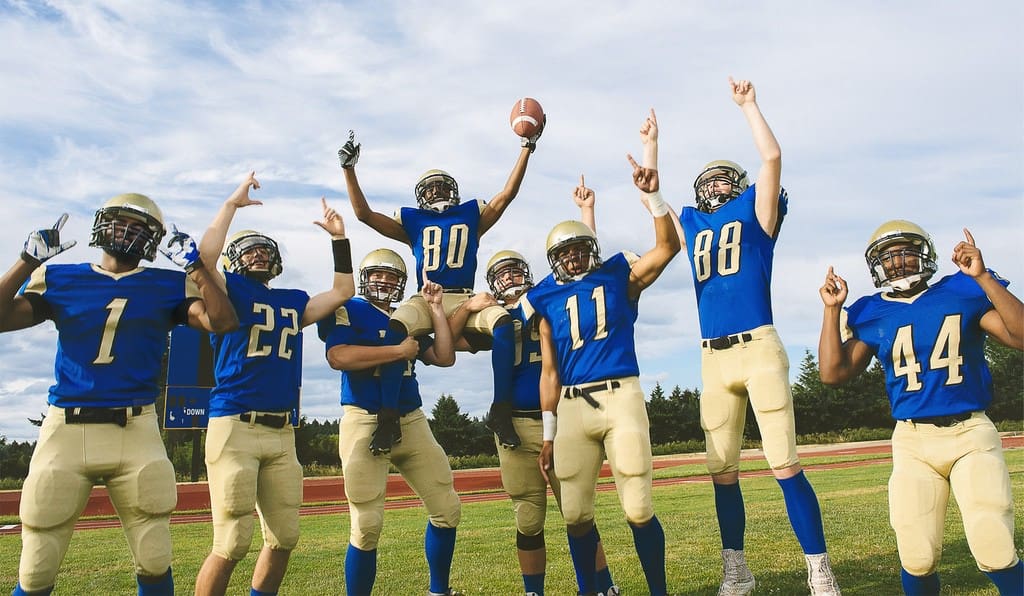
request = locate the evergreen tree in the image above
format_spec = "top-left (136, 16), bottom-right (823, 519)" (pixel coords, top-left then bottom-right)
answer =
top-left (985, 339), bottom-right (1024, 422)
top-left (429, 394), bottom-right (474, 456)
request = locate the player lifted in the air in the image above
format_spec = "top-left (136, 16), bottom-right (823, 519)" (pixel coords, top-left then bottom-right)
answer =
top-left (818, 222), bottom-right (1023, 595)
top-left (317, 249), bottom-right (462, 596)
top-left (652, 79), bottom-right (840, 595)
top-left (192, 172), bottom-right (356, 596)
top-left (337, 119), bottom-right (543, 456)
top-left (0, 195), bottom-right (238, 596)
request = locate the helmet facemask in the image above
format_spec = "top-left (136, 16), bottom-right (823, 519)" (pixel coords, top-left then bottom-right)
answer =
top-left (693, 162), bottom-right (748, 213)
top-left (548, 238), bottom-right (601, 282)
top-left (90, 204), bottom-right (166, 262)
top-left (486, 257), bottom-right (533, 303)
top-left (360, 266), bottom-right (407, 304)
top-left (223, 233), bottom-right (283, 282)
top-left (865, 222), bottom-right (938, 292)
top-left (415, 171), bottom-right (460, 213)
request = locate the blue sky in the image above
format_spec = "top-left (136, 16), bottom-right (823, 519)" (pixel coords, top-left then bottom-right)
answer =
top-left (0, 1), bottom-right (1021, 441)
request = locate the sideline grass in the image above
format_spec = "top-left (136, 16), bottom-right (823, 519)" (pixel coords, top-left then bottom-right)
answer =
top-left (0, 450), bottom-right (1020, 594)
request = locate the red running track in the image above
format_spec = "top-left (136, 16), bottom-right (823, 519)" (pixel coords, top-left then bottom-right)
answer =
top-left (0, 437), bottom-right (1018, 536)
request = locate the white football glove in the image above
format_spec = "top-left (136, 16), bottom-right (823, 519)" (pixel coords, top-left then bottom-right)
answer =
top-left (521, 114), bottom-right (547, 153)
top-left (338, 130), bottom-right (361, 169)
top-left (22, 213), bottom-right (77, 266)
top-left (158, 224), bottom-right (204, 273)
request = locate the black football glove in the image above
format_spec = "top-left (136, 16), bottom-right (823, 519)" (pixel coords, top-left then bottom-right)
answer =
top-left (338, 130), bottom-right (361, 169)
top-left (520, 115), bottom-right (547, 154)
top-left (369, 407), bottom-right (402, 456)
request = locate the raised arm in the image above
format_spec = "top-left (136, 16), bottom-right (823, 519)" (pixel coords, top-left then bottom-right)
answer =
top-left (817, 266), bottom-right (873, 384)
top-left (420, 278), bottom-right (456, 366)
top-left (730, 78), bottom-right (782, 237)
top-left (338, 131), bottom-right (410, 244)
top-left (155, 225), bottom-right (240, 334)
top-left (638, 108), bottom-right (686, 249)
top-left (537, 315), bottom-right (561, 483)
top-left (625, 155), bottom-right (681, 300)
top-left (956, 229), bottom-right (1024, 350)
top-left (198, 171), bottom-right (263, 290)
top-left (572, 174), bottom-right (596, 233)
top-left (301, 198), bottom-right (356, 327)
top-left (479, 144), bottom-right (535, 235)
top-left (0, 214), bottom-right (77, 332)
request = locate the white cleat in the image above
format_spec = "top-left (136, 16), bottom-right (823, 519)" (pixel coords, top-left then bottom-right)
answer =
top-left (806, 552), bottom-right (842, 596)
top-left (718, 548), bottom-right (756, 596)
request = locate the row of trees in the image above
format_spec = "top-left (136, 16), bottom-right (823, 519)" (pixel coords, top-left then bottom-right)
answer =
top-left (1, 343), bottom-right (1020, 481)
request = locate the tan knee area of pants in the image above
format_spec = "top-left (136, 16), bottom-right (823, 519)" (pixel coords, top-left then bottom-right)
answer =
top-left (889, 472), bottom-right (942, 576)
top-left (130, 522), bottom-right (173, 577)
top-left (20, 469), bottom-right (84, 530)
top-left (213, 513), bottom-right (256, 561)
top-left (349, 504), bottom-right (385, 551)
top-left (426, 489), bottom-right (461, 529)
top-left (957, 448), bottom-right (1017, 571)
top-left (18, 530), bottom-right (66, 592)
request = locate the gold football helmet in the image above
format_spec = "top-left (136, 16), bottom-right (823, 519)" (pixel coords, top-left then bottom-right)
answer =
top-left (545, 221), bottom-right (601, 282)
top-left (415, 169), bottom-right (460, 212)
top-left (693, 159), bottom-right (749, 213)
top-left (221, 230), bottom-right (283, 281)
top-left (89, 193), bottom-right (166, 262)
top-left (486, 250), bottom-right (534, 302)
top-left (865, 219), bottom-right (938, 291)
top-left (359, 248), bottom-right (408, 304)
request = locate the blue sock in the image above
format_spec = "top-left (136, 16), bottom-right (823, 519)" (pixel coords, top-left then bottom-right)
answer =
top-left (523, 572), bottom-right (545, 595)
top-left (13, 584), bottom-right (52, 596)
top-left (379, 324), bottom-right (408, 410)
top-left (777, 471), bottom-right (827, 555)
top-left (425, 522), bottom-right (457, 594)
top-left (491, 322), bottom-right (515, 404)
top-left (901, 569), bottom-right (940, 595)
top-left (136, 568), bottom-right (173, 596)
top-left (566, 526), bottom-right (599, 594)
top-left (595, 565), bottom-right (615, 593)
top-left (984, 560), bottom-right (1024, 596)
top-left (345, 543), bottom-right (377, 596)
top-left (713, 481), bottom-right (746, 550)
top-left (629, 516), bottom-right (667, 596)
top-left (249, 589), bottom-right (276, 596)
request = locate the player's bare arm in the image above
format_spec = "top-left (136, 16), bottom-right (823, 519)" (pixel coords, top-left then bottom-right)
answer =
top-left (537, 316), bottom-right (561, 484)
top-left (449, 291), bottom-right (499, 351)
top-left (573, 174), bottom-right (597, 232)
top-left (731, 77), bottom-right (783, 237)
top-left (479, 145), bottom-right (534, 235)
top-left (817, 266), bottom-right (873, 384)
top-left (184, 260), bottom-right (239, 334)
top-left (626, 155), bottom-right (681, 300)
top-left (339, 131), bottom-right (410, 244)
top-left (0, 214), bottom-right (78, 332)
top-left (196, 171), bottom-right (263, 293)
top-left (327, 337), bottom-right (419, 372)
top-left (956, 228), bottom-right (1024, 349)
top-left (637, 108), bottom-right (687, 250)
top-left (421, 277), bottom-right (456, 366)
top-left (302, 198), bottom-right (356, 327)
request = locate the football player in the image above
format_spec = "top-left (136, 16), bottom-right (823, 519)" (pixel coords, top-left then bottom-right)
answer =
top-left (337, 121), bottom-right (542, 456)
top-left (0, 196), bottom-right (238, 596)
top-left (818, 222), bottom-right (1023, 595)
top-left (316, 249), bottom-right (461, 596)
top-left (192, 172), bottom-right (355, 596)
top-left (522, 134), bottom-right (680, 596)
top-left (651, 80), bottom-right (839, 595)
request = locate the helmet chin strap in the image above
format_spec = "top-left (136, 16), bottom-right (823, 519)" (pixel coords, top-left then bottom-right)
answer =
top-left (887, 274), bottom-right (928, 294)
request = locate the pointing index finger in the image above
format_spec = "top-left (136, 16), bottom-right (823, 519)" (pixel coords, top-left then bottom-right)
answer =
top-left (626, 153), bottom-right (639, 169)
top-left (962, 228), bottom-right (975, 246)
top-left (53, 213), bottom-right (69, 231)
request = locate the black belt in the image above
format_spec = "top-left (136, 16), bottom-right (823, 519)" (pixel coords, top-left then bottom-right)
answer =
top-left (512, 409), bottom-right (543, 420)
top-left (903, 412), bottom-right (975, 427)
top-left (64, 406), bottom-right (143, 427)
top-left (702, 332), bottom-right (753, 351)
top-left (442, 288), bottom-right (474, 294)
top-left (239, 412), bottom-right (289, 429)
top-left (562, 380), bottom-right (621, 409)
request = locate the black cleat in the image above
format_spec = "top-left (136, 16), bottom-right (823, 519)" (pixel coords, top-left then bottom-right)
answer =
top-left (369, 408), bottom-right (402, 455)
top-left (485, 402), bottom-right (521, 450)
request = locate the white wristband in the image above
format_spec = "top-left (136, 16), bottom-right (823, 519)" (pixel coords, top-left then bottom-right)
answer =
top-left (542, 411), bottom-right (557, 441)
top-left (644, 190), bottom-right (669, 217)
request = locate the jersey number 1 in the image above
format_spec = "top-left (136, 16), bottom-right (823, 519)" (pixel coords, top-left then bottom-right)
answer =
top-left (565, 286), bottom-right (608, 350)
top-left (94, 298), bottom-right (128, 364)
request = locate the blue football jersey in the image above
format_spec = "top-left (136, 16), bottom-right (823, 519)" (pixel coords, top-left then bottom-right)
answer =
top-left (208, 272), bottom-right (309, 416)
top-left (21, 263), bottom-right (189, 407)
top-left (507, 301), bottom-right (542, 411)
top-left (317, 296), bottom-right (429, 414)
top-left (844, 271), bottom-right (1006, 420)
top-left (680, 184), bottom-right (788, 338)
top-left (523, 253), bottom-right (640, 386)
top-left (397, 200), bottom-right (483, 290)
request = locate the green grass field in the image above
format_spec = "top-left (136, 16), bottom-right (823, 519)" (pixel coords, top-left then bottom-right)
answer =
top-left (1, 450), bottom-right (1021, 595)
